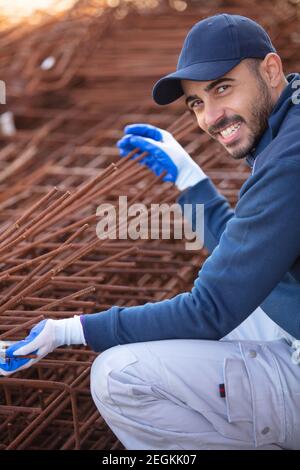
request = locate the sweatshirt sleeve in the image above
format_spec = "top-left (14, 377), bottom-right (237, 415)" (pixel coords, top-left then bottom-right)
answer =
top-left (177, 177), bottom-right (235, 254)
top-left (82, 159), bottom-right (300, 352)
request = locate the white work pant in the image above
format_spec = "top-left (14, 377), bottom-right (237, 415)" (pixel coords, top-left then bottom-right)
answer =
top-left (90, 307), bottom-right (300, 450)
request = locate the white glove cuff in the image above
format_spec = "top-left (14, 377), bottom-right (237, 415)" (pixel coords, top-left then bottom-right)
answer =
top-left (176, 165), bottom-right (207, 191)
top-left (54, 316), bottom-right (87, 347)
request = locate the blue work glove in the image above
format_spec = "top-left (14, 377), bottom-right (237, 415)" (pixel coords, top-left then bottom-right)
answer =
top-left (117, 124), bottom-right (207, 191)
top-left (0, 316), bottom-right (86, 376)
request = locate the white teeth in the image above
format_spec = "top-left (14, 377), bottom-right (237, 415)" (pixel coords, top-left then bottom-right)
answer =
top-left (220, 123), bottom-right (241, 138)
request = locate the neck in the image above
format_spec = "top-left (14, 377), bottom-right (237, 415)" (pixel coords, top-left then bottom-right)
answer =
top-left (274, 76), bottom-right (289, 101)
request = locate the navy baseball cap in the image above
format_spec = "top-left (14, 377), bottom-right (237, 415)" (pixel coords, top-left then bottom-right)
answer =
top-left (152, 14), bottom-right (276, 105)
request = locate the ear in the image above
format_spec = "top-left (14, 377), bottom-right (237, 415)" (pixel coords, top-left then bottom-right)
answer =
top-left (260, 53), bottom-right (283, 88)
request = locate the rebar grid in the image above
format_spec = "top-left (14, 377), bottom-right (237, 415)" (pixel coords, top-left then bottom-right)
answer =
top-left (0, 0), bottom-right (298, 450)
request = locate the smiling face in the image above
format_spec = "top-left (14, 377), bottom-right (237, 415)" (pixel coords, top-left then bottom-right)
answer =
top-left (181, 58), bottom-right (278, 160)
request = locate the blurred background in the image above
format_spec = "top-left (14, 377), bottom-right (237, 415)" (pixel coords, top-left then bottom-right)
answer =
top-left (0, 0), bottom-right (299, 114)
top-left (0, 0), bottom-right (299, 451)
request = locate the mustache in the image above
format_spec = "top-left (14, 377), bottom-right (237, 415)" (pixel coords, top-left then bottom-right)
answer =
top-left (208, 115), bottom-right (245, 135)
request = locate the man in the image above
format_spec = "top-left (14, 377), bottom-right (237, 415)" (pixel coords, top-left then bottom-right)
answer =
top-left (1, 14), bottom-right (300, 450)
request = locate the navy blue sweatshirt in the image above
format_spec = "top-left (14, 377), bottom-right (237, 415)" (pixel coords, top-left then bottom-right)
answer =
top-left (82, 73), bottom-right (300, 352)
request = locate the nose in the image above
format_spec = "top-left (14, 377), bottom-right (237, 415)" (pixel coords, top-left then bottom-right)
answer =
top-left (202, 101), bottom-right (225, 131)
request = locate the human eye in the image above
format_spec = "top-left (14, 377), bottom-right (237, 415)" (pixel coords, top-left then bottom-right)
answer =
top-left (189, 99), bottom-right (203, 111)
top-left (216, 84), bottom-right (230, 94)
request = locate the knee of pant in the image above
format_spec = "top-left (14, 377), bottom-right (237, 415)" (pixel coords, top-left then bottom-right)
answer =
top-left (90, 344), bottom-right (138, 407)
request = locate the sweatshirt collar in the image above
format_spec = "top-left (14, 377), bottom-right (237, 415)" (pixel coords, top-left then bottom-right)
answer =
top-left (246, 72), bottom-right (300, 169)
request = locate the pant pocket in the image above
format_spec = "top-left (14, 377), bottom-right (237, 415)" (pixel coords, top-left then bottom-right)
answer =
top-left (225, 342), bottom-right (286, 447)
top-left (223, 358), bottom-right (253, 423)
top-left (90, 345), bottom-right (138, 406)
top-left (245, 343), bottom-right (286, 447)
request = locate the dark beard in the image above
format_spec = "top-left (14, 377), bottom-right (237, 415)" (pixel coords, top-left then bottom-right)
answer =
top-left (208, 77), bottom-right (275, 160)
top-left (231, 77), bottom-right (275, 160)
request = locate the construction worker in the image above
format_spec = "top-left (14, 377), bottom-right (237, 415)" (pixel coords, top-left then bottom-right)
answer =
top-left (1, 14), bottom-right (300, 450)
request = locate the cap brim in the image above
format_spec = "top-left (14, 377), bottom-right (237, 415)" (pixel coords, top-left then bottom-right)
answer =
top-left (152, 58), bottom-right (241, 105)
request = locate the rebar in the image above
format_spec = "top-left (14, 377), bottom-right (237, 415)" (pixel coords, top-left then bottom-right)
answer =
top-left (0, 0), bottom-right (297, 451)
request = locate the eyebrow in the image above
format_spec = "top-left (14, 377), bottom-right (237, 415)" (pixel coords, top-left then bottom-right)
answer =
top-left (185, 77), bottom-right (236, 107)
